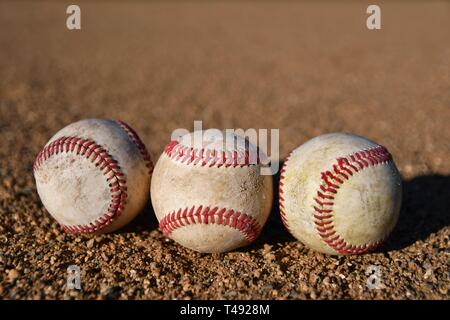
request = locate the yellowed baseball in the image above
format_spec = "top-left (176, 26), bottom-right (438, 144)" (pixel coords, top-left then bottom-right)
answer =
top-left (33, 119), bottom-right (153, 234)
top-left (279, 133), bottom-right (402, 255)
top-left (151, 130), bottom-right (273, 253)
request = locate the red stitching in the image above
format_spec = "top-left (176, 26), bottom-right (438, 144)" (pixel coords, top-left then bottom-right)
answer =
top-left (278, 152), bottom-right (292, 233)
top-left (116, 120), bottom-right (154, 175)
top-left (33, 136), bottom-right (128, 234)
top-left (163, 140), bottom-right (259, 167)
top-left (313, 145), bottom-right (393, 254)
top-left (159, 205), bottom-right (261, 242)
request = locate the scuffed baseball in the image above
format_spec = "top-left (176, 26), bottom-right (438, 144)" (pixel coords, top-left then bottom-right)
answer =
top-left (279, 133), bottom-right (402, 255)
top-left (33, 119), bottom-right (153, 234)
top-left (151, 130), bottom-right (273, 253)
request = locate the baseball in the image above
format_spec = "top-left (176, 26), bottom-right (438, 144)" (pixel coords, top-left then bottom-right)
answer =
top-left (151, 130), bottom-right (273, 253)
top-left (279, 133), bottom-right (402, 255)
top-left (33, 119), bottom-right (153, 234)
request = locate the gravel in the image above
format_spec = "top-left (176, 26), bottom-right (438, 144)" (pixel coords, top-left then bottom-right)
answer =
top-left (0, 1), bottom-right (449, 300)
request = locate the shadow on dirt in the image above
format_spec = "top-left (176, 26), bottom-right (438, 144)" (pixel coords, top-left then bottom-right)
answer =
top-left (251, 170), bottom-right (450, 253)
top-left (381, 174), bottom-right (450, 252)
top-left (119, 200), bottom-right (159, 234)
top-left (244, 160), bottom-right (297, 251)
top-left (120, 168), bottom-right (450, 255)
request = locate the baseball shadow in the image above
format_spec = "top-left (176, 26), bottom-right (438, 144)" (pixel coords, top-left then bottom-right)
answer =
top-left (380, 174), bottom-right (450, 252)
top-left (119, 171), bottom-right (450, 254)
top-left (240, 160), bottom-right (297, 252)
top-left (119, 200), bottom-right (159, 234)
top-left (244, 170), bottom-right (450, 253)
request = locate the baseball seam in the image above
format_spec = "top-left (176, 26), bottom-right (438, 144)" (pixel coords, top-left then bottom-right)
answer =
top-left (278, 153), bottom-right (293, 233)
top-left (116, 120), bottom-right (154, 175)
top-left (314, 145), bottom-right (393, 254)
top-left (33, 136), bottom-right (128, 234)
top-left (159, 205), bottom-right (261, 242)
top-left (164, 140), bottom-right (260, 168)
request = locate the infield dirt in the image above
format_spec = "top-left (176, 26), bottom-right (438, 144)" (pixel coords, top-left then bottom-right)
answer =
top-left (0, 1), bottom-right (449, 299)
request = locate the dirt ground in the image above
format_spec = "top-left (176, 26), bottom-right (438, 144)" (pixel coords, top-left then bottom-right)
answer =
top-left (0, 1), bottom-right (449, 300)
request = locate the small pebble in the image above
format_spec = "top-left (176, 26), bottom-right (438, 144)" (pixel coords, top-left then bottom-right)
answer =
top-left (86, 239), bottom-right (95, 249)
top-left (8, 269), bottom-right (20, 282)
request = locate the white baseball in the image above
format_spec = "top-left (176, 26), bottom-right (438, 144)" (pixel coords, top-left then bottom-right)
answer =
top-left (151, 130), bottom-right (273, 253)
top-left (279, 133), bottom-right (402, 255)
top-left (33, 119), bottom-right (153, 234)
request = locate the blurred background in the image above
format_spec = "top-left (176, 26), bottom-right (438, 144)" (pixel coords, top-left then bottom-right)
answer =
top-left (1, 1), bottom-right (449, 166)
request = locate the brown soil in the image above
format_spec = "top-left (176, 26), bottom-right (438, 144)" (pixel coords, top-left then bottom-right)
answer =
top-left (0, 1), bottom-right (449, 299)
